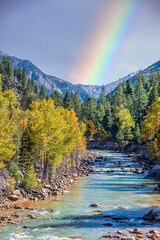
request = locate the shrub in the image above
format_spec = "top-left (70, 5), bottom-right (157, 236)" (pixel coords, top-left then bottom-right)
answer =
top-left (6, 177), bottom-right (15, 194)
top-left (21, 165), bottom-right (39, 189)
top-left (8, 164), bottom-right (21, 181)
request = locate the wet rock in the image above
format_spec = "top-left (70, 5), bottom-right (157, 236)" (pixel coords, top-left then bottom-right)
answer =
top-left (25, 207), bottom-right (35, 210)
top-left (149, 229), bottom-right (160, 235)
top-left (103, 223), bottom-right (113, 226)
top-left (8, 194), bottom-right (20, 201)
top-left (27, 214), bottom-right (39, 219)
top-left (132, 228), bottom-right (141, 234)
top-left (142, 210), bottom-right (158, 220)
top-left (49, 209), bottom-right (57, 213)
top-left (146, 164), bottom-right (160, 180)
top-left (89, 203), bottom-right (102, 207)
top-left (102, 235), bottom-right (113, 239)
top-left (23, 226), bottom-right (29, 229)
top-left (133, 168), bottom-right (144, 174)
top-left (92, 210), bottom-right (103, 214)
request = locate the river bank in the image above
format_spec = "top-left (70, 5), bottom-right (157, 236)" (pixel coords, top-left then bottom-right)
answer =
top-left (0, 150), bottom-right (160, 240)
top-left (0, 151), bottom-right (96, 210)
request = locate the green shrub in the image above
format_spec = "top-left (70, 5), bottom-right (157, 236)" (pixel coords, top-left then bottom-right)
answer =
top-left (8, 164), bottom-right (21, 181)
top-left (6, 177), bottom-right (16, 194)
top-left (21, 165), bottom-right (39, 189)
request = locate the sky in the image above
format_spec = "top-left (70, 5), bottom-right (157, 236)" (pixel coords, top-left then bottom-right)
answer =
top-left (0, 0), bottom-right (160, 86)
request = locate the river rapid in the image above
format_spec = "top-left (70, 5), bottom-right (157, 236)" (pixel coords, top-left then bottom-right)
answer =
top-left (0, 150), bottom-right (160, 240)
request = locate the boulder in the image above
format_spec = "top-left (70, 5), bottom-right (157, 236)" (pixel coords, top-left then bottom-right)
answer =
top-left (13, 190), bottom-right (23, 198)
top-left (146, 164), bottom-right (160, 180)
top-left (89, 203), bottom-right (102, 207)
top-left (142, 210), bottom-right (158, 220)
top-left (8, 195), bottom-right (20, 201)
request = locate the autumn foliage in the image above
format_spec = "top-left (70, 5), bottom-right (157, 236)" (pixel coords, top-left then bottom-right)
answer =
top-left (0, 75), bottom-right (86, 182)
top-left (141, 97), bottom-right (160, 160)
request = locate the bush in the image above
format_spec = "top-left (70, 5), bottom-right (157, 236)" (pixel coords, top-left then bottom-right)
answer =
top-left (21, 165), bottom-right (39, 189)
top-left (6, 177), bottom-right (15, 194)
top-left (8, 164), bottom-right (21, 181)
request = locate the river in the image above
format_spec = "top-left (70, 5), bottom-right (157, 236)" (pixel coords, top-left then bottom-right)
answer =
top-left (0, 150), bottom-right (160, 240)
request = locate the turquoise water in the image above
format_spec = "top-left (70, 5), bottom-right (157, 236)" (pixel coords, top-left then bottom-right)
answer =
top-left (0, 150), bottom-right (160, 240)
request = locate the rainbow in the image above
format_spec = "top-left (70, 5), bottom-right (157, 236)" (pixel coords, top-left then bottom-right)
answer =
top-left (74, 0), bottom-right (143, 85)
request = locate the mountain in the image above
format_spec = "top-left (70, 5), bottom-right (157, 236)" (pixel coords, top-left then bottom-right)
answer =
top-left (0, 51), bottom-right (160, 100)
top-left (76, 73), bottom-right (138, 98)
top-left (0, 51), bottom-right (89, 100)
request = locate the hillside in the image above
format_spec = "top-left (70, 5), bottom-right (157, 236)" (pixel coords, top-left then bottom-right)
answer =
top-left (0, 51), bottom-right (89, 100)
top-left (0, 51), bottom-right (160, 100)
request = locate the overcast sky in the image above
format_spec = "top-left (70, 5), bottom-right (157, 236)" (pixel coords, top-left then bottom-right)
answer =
top-left (0, 0), bottom-right (160, 86)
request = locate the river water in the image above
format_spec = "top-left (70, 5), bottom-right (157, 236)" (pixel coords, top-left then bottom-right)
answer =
top-left (0, 150), bottom-right (160, 240)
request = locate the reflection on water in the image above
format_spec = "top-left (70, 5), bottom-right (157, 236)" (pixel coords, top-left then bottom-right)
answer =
top-left (0, 150), bottom-right (160, 240)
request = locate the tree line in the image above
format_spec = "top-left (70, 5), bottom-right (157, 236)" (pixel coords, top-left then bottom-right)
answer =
top-left (0, 57), bottom-right (86, 188)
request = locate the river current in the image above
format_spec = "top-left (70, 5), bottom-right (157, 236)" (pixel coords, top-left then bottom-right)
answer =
top-left (0, 150), bottom-right (160, 240)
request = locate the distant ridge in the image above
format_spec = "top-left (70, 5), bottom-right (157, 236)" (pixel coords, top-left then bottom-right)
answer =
top-left (0, 51), bottom-right (160, 99)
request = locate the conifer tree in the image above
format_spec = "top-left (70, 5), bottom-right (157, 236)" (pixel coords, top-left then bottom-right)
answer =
top-left (2, 57), bottom-right (13, 77)
top-left (2, 76), bottom-right (10, 91)
top-left (103, 100), bottom-right (113, 132)
top-left (63, 91), bottom-right (74, 110)
top-left (133, 123), bottom-right (141, 144)
top-left (134, 78), bottom-right (148, 124)
top-left (17, 67), bottom-right (22, 82)
top-left (14, 67), bottom-right (18, 77)
top-left (126, 79), bottom-right (134, 96)
top-left (148, 81), bottom-right (159, 106)
top-left (73, 92), bottom-right (82, 119)
top-left (99, 85), bottom-right (106, 101)
top-left (50, 90), bottom-right (63, 107)
top-left (0, 59), bottom-right (4, 74)
top-left (22, 67), bottom-right (28, 89)
top-left (137, 71), bottom-right (149, 91)
top-left (39, 85), bottom-right (46, 100)
top-left (116, 127), bottom-right (124, 144)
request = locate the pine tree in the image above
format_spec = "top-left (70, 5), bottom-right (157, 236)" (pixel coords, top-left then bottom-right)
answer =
top-left (113, 83), bottom-right (124, 107)
top-left (84, 96), bottom-right (97, 123)
top-left (95, 102), bottom-right (105, 130)
top-left (14, 67), bottom-right (18, 77)
top-left (39, 85), bottom-right (46, 100)
top-left (63, 91), bottom-right (74, 110)
top-left (149, 70), bottom-right (158, 87)
top-left (148, 81), bottom-right (159, 106)
top-left (2, 76), bottom-right (10, 91)
top-left (17, 67), bottom-right (22, 82)
top-left (0, 59), bottom-right (4, 74)
top-left (99, 85), bottom-right (106, 101)
top-left (116, 127), bottom-right (124, 144)
top-left (137, 71), bottom-right (149, 91)
top-left (2, 57), bottom-right (13, 77)
top-left (34, 84), bottom-right (38, 95)
top-left (126, 79), bottom-right (134, 96)
top-left (73, 92), bottom-right (82, 119)
top-left (50, 90), bottom-right (63, 107)
top-left (133, 123), bottom-right (141, 144)
top-left (134, 78), bottom-right (148, 124)
top-left (103, 100), bottom-right (113, 132)
top-left (21, 165), bottom-right (38, 189)
top-left (22, 67), bottom-right (28, 89)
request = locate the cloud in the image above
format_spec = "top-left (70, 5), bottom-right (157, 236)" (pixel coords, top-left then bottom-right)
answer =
top-left (69, 69), bottom-right (82, 84)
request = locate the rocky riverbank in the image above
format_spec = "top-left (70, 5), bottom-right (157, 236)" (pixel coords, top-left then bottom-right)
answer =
top-left (0, 151), bottom-right (96, 210)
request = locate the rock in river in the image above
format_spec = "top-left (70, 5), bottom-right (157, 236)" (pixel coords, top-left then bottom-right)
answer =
top-left (89, 203), bottom-right (102, 207)
top-left (142, 209), bottom-right (158, 220)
